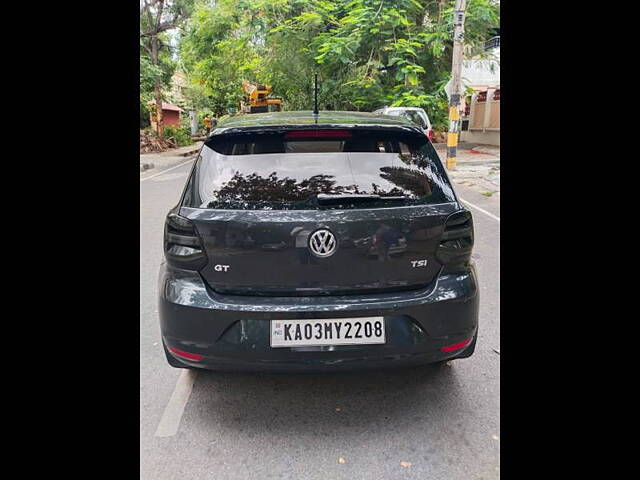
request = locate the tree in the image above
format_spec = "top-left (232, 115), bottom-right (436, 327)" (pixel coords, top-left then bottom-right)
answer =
top-left (179, 0), bottom-right (267, 116)
top-left (140, 0), bottom-right (194, 139)
top-left (177, 0), bottom-right (499, 128)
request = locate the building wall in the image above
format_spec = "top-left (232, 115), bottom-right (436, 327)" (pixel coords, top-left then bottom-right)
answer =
top-left (164, 110), bottom-right (180, 127)
top-left (150, 109), bottom-right (181, 129)
top-left (461, 88), bottom-right (500, 146)
top-left (170, 72), bottom-right (187, 104)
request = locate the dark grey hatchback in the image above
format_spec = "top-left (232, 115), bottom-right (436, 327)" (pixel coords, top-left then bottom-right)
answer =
top-left (158, 111), bottom-right (478, 371)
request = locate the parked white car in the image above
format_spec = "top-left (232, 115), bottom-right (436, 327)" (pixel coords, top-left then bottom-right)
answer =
top-left (373, 107), bottom-right (433, 141)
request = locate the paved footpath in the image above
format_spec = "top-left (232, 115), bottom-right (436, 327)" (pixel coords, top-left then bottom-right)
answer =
top-left (140, 142), bottom-right (203, 173)
top-left (140, 159), bottom-right (500, 480)
top-left (435, 144), bottom-right (500, 200)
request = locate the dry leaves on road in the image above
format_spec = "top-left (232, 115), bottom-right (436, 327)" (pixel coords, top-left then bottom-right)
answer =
top-left (338, 457), bottom-right (346, 464)
top-left (400, 461), bottom-right (412, 468)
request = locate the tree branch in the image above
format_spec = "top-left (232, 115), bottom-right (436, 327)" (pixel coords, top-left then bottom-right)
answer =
top-left (373, 0), bottom-right (385, 21)
top-left (144, 1), bottom-right (155, 32)
top-left (140, 9), bottom-right (190, 37)
top-left (155, 0), bottom-right (165, 33)
top-left (141, 40), bottom-right (153, 56)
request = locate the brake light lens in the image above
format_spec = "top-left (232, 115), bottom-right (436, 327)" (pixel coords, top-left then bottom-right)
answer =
top-left (428, 130), bottom-right (434, 141)
top-left (284, 129), bottom-right (352, 139)
top-left (164, 213), bottom-right (208, 270)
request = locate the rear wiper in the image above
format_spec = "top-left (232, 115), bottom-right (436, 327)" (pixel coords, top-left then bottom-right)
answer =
top-left (315, 193), bottom-right (412, 207)
top-left (316, 194), bottom-right (382, 202)
top-left (317, 194), bottom-right (410, 200)
top-left (377, 195), bottom-right (411, 201)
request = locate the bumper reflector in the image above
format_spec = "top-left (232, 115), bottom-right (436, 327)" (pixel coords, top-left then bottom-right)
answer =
top-left (168, 346), bottom-right (203, 361)
top-left (440, 338), bottom-right (472, 353)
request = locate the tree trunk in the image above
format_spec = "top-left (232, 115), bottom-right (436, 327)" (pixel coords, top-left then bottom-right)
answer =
top-left (151, 36), bottom-right (164, 140)
top-left (154, 82), bottom-right (164, 140)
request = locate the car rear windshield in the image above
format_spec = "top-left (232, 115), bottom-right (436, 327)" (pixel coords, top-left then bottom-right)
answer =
top-left (399, 111), bottom-right (427, 128)
top-left (181, 128), bottom-right (455, 210)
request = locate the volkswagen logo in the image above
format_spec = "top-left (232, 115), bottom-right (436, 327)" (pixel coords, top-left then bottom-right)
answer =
top-left (308, 228), bottom-right (337, 258)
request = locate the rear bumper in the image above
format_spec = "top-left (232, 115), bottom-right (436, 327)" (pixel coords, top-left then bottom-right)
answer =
top-left (158, 264), bottom-right (479, 371)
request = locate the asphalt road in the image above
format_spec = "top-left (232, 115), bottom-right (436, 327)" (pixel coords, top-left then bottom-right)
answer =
top-left (140, 159), bottom-right (500, 479)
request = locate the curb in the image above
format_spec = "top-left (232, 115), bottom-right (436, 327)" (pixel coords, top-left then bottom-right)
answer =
top-left (432, 142), bottom-right (479, 149)
top-left (178, 147), bottom-right (200, 157)
top-left (139, 143), bottom-right (201, 160)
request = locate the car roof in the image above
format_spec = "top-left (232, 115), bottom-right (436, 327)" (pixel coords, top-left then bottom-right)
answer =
top-left (216, 110), bottom-right (416, 130)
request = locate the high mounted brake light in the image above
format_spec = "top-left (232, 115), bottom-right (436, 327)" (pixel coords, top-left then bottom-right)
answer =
top-left (284, 129), bottom-right (352, 139)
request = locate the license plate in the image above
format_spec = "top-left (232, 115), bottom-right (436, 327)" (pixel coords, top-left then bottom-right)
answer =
top-left (270, 317), bottom-right (385, 348)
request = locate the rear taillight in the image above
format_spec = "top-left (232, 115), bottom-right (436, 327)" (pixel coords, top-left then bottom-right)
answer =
top-left (437, 210), bottom-right (474, 272)
top-left (428, 130), bottom-right (434, 141)
top-left (164, 213), bottom-right (208, 270)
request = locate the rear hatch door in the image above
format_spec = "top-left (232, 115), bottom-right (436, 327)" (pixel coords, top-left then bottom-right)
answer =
top-left (180, 127), bottom-right (459, 295)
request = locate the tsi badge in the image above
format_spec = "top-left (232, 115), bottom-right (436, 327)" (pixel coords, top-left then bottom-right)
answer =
top-left (214, 264), bottom-right (230, 272)
top-left (411, 259), bottom-right (428, 268)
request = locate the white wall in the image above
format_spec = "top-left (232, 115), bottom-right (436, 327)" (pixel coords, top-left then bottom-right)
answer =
top-left (461, 129), bottom-right (500, 146)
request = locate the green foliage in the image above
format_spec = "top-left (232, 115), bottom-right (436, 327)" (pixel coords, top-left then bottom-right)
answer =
top-left (140, 0), bottom-right (196, 108)
top-left (164, 125), bottom-right (193, 146)
top-left (140, 102), bottom-right (151, 129)
top-left (177, 0), bottom-right (499, 119)
top-left (140, 34), bottom-right (177, 100)
top-left (180, 112), bottom-right (193, 133)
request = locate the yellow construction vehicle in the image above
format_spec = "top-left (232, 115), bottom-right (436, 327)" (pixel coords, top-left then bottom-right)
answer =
top-left (240, 80), bottom-right (283, 114)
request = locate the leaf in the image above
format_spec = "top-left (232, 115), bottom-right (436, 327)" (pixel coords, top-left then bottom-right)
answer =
top-left (338, 457), bottom-right (346, 464)
top-left (400, 461), bottom-right (412, 468)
